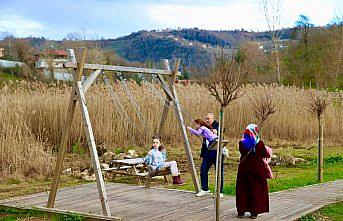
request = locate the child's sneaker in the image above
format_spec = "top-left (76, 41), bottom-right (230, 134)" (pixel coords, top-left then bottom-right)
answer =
top-left (222, 147), bottom-right (229, 158)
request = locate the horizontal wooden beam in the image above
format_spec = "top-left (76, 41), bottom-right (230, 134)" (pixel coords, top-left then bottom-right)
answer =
top-left (64, 62), bottom-right (181, 76)
top-left (0, 205), bottom-right (121, 221)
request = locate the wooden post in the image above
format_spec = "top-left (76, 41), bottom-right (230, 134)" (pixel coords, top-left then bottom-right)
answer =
top-left (169, 59), bottom-right (201, 193)
top-left (47, 48), bottom-right (87, 208)
top-left (318, 116), bottom-right (323, 183)
top-left (215, 106), bottom-right (224, 221)
top-left (75, 81), bottom-right (111, 216)
top-left (157, 60), bottom-right (172, 137)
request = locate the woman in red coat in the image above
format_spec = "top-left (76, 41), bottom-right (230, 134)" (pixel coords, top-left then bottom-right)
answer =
top-left (236, 124), bottom-right (271, 219)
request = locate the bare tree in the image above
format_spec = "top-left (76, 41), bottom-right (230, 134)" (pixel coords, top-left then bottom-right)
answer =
top-left (261, 0), bottom-right (283, 85)
top-left (200, 52), bottom-right (243, 221)
top-left (250, 86), bottom-right (276, 137)
top-left (295, 15), bottom-right (314, 53)
top-left (309, 90), bottom-right (330, 183)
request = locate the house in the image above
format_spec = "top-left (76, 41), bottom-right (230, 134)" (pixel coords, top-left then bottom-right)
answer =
top-left (34, 49), bottom-right (72, 81)
top-left (0, 48), bottom-right (4, 58)
top-left (34, 49), bottom-right (69, 69)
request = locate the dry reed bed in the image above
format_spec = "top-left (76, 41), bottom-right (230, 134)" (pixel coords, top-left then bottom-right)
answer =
top-left (0, 81), bottom-right (342, 178)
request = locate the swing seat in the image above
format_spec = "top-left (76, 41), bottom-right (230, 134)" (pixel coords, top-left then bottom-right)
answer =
top-left (207, 139), bottom-right (229, 150)
top-left (144, 166), bottom-right (171, 188)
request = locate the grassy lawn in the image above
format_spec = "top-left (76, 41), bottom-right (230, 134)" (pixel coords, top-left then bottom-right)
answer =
top-left (161, 145), bottom-right (342, 195)
top-left (0, 71), bottom-right (21, 81)
top-left (0, 206), bottom-right (84, 221)
top-left (298, 201), bottom-right (343, 221)
top-left (111, 145), bottom-right (343, 196)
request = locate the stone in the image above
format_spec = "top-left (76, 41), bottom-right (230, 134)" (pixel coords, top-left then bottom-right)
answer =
top-left (114, 153), bottom-right (125, 160)
top-left (294, 157), bottom-right (307, 164)
top-left (80, 169), bottom-right (89, 176)
top-left (62, 168), bottom-right (72, 175)
top-left (97, 143), bottom-right (107, 157)
top-left (101, 163), bottom-right (110, 170)
top-left (72, 169), bottom-right (81, 178)
top-left (101, 152), bottom-right (116, 163)
top-left (126, 149), bottom-right (138, 159)
top-left (284, 156), bottom-right (296, 166)
top-left (82, 173), bottom-right (96, 181)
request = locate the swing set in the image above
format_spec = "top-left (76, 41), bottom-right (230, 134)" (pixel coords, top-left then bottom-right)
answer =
top-left (47, 47), bottom-right (201, 217)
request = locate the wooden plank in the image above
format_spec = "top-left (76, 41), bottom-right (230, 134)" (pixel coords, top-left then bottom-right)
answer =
top-left (56, 184), bottom-right (142, 209)
top-left (75, 81), bottom-right (111, 216)
top-left (110, 158), bottom-right (145, 165)
top-left (83, 69), bottom-right (102, 93)
top-left (169, 59), bottom-right (201, 193)
top-left (47, 48), bottom-right (87, 208)
top-left (4, 180), bottom-right (343, 221)
top-left (64, 62), bottom-right (181, 76)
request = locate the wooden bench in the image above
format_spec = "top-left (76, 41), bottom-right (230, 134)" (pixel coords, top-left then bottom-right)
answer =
top-left (104, 158), bottom-right (171, 187)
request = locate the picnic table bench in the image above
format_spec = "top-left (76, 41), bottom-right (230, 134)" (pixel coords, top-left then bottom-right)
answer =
top-left (103, 158), bottom-right (171, 187)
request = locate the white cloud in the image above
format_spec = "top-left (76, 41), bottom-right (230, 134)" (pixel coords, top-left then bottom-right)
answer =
top-left (147, 0), bottom-right (341, 31)
top-left (0, 10), bottom-right (44, 37)
top-left (148, 2), bottom-right (265, 31)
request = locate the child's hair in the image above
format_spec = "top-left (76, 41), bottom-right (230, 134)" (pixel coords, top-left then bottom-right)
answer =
top-left (151, 136), bottom-right (164, 151)
top-left (194, 119), bottom-right (212, 129)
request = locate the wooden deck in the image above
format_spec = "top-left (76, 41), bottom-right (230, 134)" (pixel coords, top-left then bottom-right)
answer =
top-left (0, 179), bottom-right (342, 220)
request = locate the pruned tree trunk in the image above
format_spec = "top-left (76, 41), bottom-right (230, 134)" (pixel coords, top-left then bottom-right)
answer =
top-left (215, 105), bottom-right (224, 221)
top-left (317, 116), bottom-right (323, 182)
top-left (309, 90), bottom-right (329, 183)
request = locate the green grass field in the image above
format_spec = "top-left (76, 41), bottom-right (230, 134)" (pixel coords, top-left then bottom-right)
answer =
top-left (163, 145), bottom-right (343, 195)
top-left (298, 201), bottom-right (343, 221)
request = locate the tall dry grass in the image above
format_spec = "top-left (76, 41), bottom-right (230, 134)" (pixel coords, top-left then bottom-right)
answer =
top-left (0, 81), bottom-right (342, 178)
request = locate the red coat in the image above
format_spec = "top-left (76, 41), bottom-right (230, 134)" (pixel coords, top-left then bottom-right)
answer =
top-left (236, 140), bottom-right (270, 215)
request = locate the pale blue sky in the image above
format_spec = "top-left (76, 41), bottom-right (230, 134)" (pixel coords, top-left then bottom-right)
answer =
top-left (0, 0), bottom-right (342, 40)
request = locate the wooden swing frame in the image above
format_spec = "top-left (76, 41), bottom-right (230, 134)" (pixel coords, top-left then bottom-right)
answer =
top-left (46, 47), bottom-right (200, 216)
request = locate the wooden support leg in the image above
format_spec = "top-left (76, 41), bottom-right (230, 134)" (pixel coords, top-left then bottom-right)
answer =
top-left (47, 89), bottom-right (78, 208)
top-left (168, 59), bottom-right (201, 193)
top-left (163, 175), bottom-right (169, 183)
top-left (75, 81), bottom-right (111, 216)
top-left (47, 48), bottom-right (87, 208)
top-left (172, 86), bottom-right (200, 193)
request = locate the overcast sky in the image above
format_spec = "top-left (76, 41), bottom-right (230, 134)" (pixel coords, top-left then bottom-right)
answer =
top-left (0, 0), bottom-right (342, 40)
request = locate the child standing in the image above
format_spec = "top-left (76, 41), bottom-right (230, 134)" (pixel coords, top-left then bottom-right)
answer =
top-left (187, 119), bottom-right (218, 149)
top-left (144, 137), bottom-right (185, 185)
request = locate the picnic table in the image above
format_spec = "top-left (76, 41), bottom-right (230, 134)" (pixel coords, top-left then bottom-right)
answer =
top-left (103, 158), bottom-right (170, 187)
